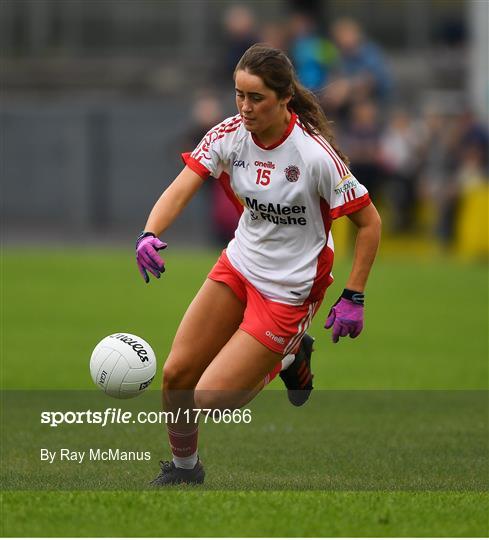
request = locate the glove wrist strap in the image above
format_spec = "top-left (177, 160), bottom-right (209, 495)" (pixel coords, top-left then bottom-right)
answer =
top-left (136, 231), bottom-right (156, 248)
top-left (342, 288), bottom-right (365, 305)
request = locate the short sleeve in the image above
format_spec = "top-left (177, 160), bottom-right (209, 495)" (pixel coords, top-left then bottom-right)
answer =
top-left (317, 151), bottom-right (371, 219)
top-left (181, 116), bottom-right (240, 180)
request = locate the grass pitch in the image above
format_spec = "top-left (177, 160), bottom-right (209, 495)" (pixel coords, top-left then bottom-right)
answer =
top-left (3, 491), bottom-right (487, 537)
top-left (1, 248), bottom-right (488, 537)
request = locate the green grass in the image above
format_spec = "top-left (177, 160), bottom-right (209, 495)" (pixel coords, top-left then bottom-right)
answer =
top-left (2, 249), bottom-right (487, 390)
top-left (2, 491), bottom-right (488, 537)
top-left (3, 390), bottom-right (486, 491)
top-left (1, 249), bottom-right (488, 536)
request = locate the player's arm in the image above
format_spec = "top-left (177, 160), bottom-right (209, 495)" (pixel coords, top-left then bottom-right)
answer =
top-left (136, 166), bottom-right (205, 283)
top-left (345, 202), bottom-right (382, 292)
top-left (325, 202), bottom-right (381, 342)
top-left (144, 166), bottom-right (205, 236)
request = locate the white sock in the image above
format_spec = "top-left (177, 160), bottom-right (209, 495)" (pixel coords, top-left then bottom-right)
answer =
top-left (281, 354), bottom-right (295, 371)
top-left (172, 450), bottom-right (198, 469)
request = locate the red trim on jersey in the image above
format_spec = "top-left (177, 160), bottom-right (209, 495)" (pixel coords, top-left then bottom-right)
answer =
top-left (223, 125), bottom-right (241, 133)
top-left (181, 152), bottom-right (211, 180)
top-left (295, 119), bottom-right (308, 137)
top-left (212, 116), bottom-right (241, 136)
top-left (219, 117), bottom-right (242, 130)
top-left (220, 115), bottom-right (242, 127)
top-left (191, 116), bottom-right (242, 163)
top-left (251, 112), bottom-right (297, 150)
top-left (295, 119), bottom-right (347, 177)
top-left (216, 124), bottom-right (241, 140)
top-left (330, 193), bottom-right (371, 220)
top-left (217, 118), bottom-right (242, 135)
top-left (217, 172), bottom-right (244, 216)
top-left (181, 153), bottom-right (243, 216)
top-left (309, 131), bottom-right (347, 177)
top-left (306, 198), bottom-right (334, 302)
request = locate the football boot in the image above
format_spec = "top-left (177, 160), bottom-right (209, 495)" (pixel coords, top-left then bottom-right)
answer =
top-left (279, 333), bottom-right (315, 406)
top-left (150, 459), bottom-right (205, 486)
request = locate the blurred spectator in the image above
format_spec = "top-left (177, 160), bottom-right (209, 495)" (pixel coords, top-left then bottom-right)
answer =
top-left (415, 108), bottom-right (453, 242)
top-left (343, 100), bottom-right (384, 203)
top-left (183, 93), bottom-right (240, 246)
top-left (287, 12), bottom-right (337, 93)
top-left (380, 109), bottom-right (425, 232)
top-left (452, 114), bottom-right (489, 257)
top-left (221, 5), bottom-right (259, 80)
top-left (184, 93), bottom-right (223, 148)
top-left (455, 123), bottom-right (489, 192)
top-left (416, 108), bottom-right (488, 247)
top-left (449, 110), bottom-right (489, 174)
top-left (260, 21), bottom-right (288, 51)
top-left (439, 110), bottom-right (489, 246)
top-left (323, 18), bottom-right (392, 118)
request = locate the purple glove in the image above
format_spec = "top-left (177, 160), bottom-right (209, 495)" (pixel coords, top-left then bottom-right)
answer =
top-left (136, 232), bottom-right (167, 283)
top-left (324, 293), bottom-right (364, 343)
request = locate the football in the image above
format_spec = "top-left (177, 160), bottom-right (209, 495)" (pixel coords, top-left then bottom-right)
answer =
top-left (90, 333), bottom-right (157, 398)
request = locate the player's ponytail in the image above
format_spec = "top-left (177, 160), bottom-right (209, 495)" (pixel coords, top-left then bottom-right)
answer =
top-left (289, 81), bottom-right (349, 165)
top-left (235, 43), bottom-right (349, 166)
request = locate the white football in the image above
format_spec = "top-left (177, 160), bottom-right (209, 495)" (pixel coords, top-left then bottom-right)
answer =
top-left (90, 333), bottom-right (157, 399)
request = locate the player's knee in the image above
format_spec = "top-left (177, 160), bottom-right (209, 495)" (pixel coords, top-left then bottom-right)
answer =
top-left (193, 390), bottom-right (221, 410)
top-left (194, 387), bottom-right (243, 410)
top-left (162, 356), bottom-right (195, 391)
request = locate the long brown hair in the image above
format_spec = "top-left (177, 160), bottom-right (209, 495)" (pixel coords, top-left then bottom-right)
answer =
top-left (234, 43), bottom-right (349, 165)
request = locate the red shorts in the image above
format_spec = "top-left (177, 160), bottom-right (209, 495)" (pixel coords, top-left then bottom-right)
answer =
top-left (208, 251), bottom-right (322, 355)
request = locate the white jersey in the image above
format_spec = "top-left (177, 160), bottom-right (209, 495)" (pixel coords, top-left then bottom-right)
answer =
top-left (184, 112), bottom-right (371, 305)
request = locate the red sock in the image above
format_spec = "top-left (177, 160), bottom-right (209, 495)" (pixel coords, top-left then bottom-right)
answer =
top-left (263, 361), bottom-right (282, 386)
top-left (168, 426), bottom-right (199, 459)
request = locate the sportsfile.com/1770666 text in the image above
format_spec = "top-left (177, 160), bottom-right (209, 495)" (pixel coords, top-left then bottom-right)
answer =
top-left (40, 408), bottom-right (252, 428)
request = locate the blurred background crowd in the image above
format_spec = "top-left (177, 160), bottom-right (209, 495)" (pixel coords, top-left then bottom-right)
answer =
top-left (1, 0), bottom-right (488, 259)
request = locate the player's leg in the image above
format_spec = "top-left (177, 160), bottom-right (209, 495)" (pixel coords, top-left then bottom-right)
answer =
top-left (151, 278), bottom-right (245, 486)
top-left (203, 288), bottom-right (320, 409)
top-left (162, 329), bottom-right (315, 485)
top-left (194, 329), bottom-right (284, 410)
top-left (162, 277), bottom-right (245, 392)
top-left (227, 332), bottom-right (316, 408)
top-left (213, 345), bottom-right (301, 408)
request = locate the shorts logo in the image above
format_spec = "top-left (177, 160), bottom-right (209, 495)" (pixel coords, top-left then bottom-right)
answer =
top-left (285, 165), bottom-right (300, 183)
top-left (265, 330), bottom-right (285, 344)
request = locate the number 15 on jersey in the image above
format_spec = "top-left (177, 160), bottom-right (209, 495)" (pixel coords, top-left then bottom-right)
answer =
top-left (256, 168), bottom-right (271, 186)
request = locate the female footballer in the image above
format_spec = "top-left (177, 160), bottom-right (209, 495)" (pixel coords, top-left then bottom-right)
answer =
top-left (136, 44), bottom-right (381, 485)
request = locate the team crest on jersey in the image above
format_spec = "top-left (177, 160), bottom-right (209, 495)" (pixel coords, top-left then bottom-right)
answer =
top-left (285, 165), bottom-right (300, 183)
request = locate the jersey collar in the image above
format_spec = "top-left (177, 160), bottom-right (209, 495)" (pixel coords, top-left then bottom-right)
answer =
top-left (251, 111), bottom-right (297, 150)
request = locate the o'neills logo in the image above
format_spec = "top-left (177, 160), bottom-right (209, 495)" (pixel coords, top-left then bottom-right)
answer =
top-left (254, 160), bottom-right (275, 169)
top-left (265, 330), bottom-right (285, 344)
top-left (110, 334), bottom-right (150, 363)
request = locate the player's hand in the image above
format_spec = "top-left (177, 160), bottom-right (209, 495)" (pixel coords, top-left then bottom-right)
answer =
top-left (324, 292), bottom-right (364, 343)
top-left (136, 232), bottom-right (167, 283)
